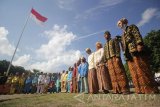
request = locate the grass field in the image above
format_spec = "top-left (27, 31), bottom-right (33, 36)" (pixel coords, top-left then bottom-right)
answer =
top-left (0, 92), bottom-right (160, 107)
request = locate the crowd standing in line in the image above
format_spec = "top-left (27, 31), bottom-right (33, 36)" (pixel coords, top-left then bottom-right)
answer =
top-left (0, 18), bottom-right (159, 95)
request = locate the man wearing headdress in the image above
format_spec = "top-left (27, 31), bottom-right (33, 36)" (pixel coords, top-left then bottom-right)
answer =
top-left (117, 18), bottom-right (159, 94)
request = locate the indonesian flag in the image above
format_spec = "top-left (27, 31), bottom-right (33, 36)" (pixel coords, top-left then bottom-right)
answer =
top-left (30, 8), bottom-right (47, 24)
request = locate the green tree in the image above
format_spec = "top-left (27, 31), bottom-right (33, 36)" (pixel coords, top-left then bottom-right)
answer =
top-left (0, 60), bottom-right (13, 75)
top-left (0, 60), bottom-right (26, 75)
top-left (33, 69), bottom-right (40, 74)
top-left (143, 30), bottom-right (160, 73)
top-left (13, 66), bottom-right (26, 74)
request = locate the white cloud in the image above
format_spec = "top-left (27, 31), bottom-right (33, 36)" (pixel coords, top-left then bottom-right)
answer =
top-left (13, 54), bottom-right (31, 67)
top-left (56, 0), bottom-right (76, 10)
top-left (0, 27), bottom-right (15, 56)
top-left (30, 25), bottom-right (81, 72)
top-left (75, 0), bottom-right (124, 20)
top-left (137, 8), bottom-right (159, 27)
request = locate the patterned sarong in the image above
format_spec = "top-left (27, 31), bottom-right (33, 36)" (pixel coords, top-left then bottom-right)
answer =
top-left (107, 57), bottom-right (129, 93)
top-left (88, 68), bottom-right (99, 94)
top-left (128, 55), bottom-right (159, 94)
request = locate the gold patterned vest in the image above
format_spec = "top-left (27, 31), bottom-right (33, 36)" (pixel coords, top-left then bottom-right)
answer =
top-left (104, 38), bottom-right (120, 60)
top-left (121, 24), bottom-right (143, 53)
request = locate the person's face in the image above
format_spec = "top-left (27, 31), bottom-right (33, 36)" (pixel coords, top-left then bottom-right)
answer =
top-left (96, 44), bottom-right (101, 50)
top-left (81, 58), bottom-right (85, 63)
top-left (117, 21), bottom-right (123, 29)
top-left (104, 34), bottom-right (110, 40)
top-left (86, 50), bottom-right (91, 55)
top-left (118, 21), bottom-right (127, 30)
top-left (77, 60), bottom-right (81, 66)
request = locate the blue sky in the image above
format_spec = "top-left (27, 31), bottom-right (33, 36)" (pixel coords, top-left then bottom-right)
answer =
top-left (0, 0), bottom-right (160, 72)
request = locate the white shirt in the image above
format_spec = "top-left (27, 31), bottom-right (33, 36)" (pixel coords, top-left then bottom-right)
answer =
top-left (38, 74), bottom-right (45, 84)
top-left (94, 48), bottom-right (104, 64)
top-left (87, 52), bottom-right (95, 70)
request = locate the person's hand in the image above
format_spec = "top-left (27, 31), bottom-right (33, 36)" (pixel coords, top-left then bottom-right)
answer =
top-left (137, 45), bottom-right (143, 52)
top-left (105, 63), bottom-right (108, 67)
top-left (96, 62), bottom-right (99, 66)
top-left (115, 57), bottom-right (119, 63)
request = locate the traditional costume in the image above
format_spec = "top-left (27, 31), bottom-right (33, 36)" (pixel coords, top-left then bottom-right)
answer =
top-left (117, 18), bottom-right (159, 94)
top-left (94, 43), bottom-right (112, 93)
top-left (104, 32), bottom-right (130, 94)
top-left (86, 48), bottom-right (99, 94)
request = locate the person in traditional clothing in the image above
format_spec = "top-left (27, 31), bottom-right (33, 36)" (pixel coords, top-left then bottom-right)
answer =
top-left (10, 72), bottom-right (20, 94)
top-left (72, 63), bottom-right (77, 93)
top-left (103, 31), bottom-right (130, 94)
top-left (117, 18), bottom-right (159, 94)
top-left (31, 73), bottom-right (38, 94)
top-left (47, 73), bottom-right (55, 93)
top-left (5, 73), bottom-right (13, 94)
top-left (0, 72), bottom-right (8, 94)
top-left (86, 48), bottom-right (99, 94)
top-left (44, 73), bottom-right (50, 93)
top-left (24, 75), bottom-right (32, 94)
top-left (64, 71), bottom-right (68, 92)
top-left (61, 70), bottom-right (66, 92)
top-left (78, 57), bottom-right (89, 94)
top-left (55, 73), bottom-right (61, 93)
top-left (18, 73), bottom-right (26, 93)
top-left (94, 42), bottom-right (112, 93)
top-left (6, 73), bottom-right (13, 85)
top-left (67, 67), bottom-right (73, 93)
top-left (76, 59), bottom-right (81, 93)
top-left (37, 72), bottom-right (45, 94)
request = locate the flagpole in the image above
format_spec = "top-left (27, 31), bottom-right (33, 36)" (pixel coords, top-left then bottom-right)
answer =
top-left (6, 12), bottom-right (30, 76)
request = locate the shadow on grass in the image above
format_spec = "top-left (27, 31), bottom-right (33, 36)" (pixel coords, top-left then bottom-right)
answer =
top-left (0, 97), bottom-right (20, 103)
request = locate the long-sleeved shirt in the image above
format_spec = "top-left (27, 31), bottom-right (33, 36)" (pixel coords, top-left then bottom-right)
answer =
top-left (67, 71), bottom-right (72, 81)
top-left (11, 76), bottom-right (19, 84)
top-left (122, 24), bottom-right (143, 53)
top-left (94, 48), bottom-right (104, 64)
top-left (38, 75), bottom-right (45, 84)
top-left (87, 52), bottom-right (95, 70)
top-left (72, 67), bottom-right (77, 78)
top-left (78, 62), bottom-right (88, 77)
top-left (44, 75), bottom-right (50, 84)
top-left (56, 79), bottom-right (60, 87)
top-left (32, 76), bottom-right (38, 84)
top-left (61, 73), bottom-right (65, 82)
top-left (63, 74), bottom-right (68, 82)
top-left (25, 76), bottom-right (32, 84)
top-left (104, 38), bottom-right (120, 60)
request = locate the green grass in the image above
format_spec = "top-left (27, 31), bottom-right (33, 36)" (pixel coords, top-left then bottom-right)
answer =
top-left (0, 93), bottom-right (160, 107)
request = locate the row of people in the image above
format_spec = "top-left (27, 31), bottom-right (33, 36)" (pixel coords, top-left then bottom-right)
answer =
top-left (63, 18), bottom-right (159, 94)
top-left (0, 18), bottom-right (159, 95)
top-left (85, 18), bottom-right (159, 94)
top-left (0, 72), bottom-right (61, 94)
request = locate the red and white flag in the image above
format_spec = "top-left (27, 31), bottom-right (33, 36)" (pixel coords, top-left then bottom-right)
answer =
top-left (30, 8), bottom-right (47, 24)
